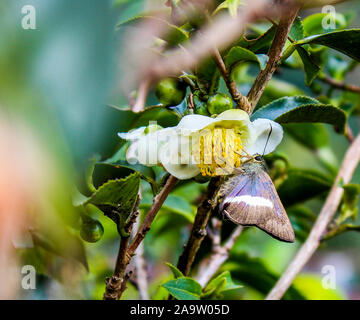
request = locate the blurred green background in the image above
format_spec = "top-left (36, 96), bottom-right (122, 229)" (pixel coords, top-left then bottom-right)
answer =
top-left (1, 0), bottom-right (359, 300)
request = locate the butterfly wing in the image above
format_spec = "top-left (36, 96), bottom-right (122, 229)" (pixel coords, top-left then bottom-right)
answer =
top-left (219, 168), bottom-right (295, 243)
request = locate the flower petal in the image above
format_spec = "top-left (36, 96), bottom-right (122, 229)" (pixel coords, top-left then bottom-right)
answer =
top-left (158, 137), bottom-right (200, 179)
top-left (215, 109), bottom-right (250, 122)
top-left (245, 119), bottom-right (283, 155)
top-left (118, 126), bottom-right (146, 141)
top-left (175, 114), bottom-right (215, 135)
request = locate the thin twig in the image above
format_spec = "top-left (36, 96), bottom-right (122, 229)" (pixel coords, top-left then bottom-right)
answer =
top-left (103, 197), bottom-right (140, 300)
top-left (133, 214), bottom-right (150, 300)
top-left (196, 220), bottom-right (243, 287)
top-left (132, 79), bottom-right (151, 113)
top-left (212, 48), bottom-right (251, 113)
top-left (247, 4), bottom-right (301, 111)
top-left (144, 0), bottom-right (277, 82)
top-left (266, 134), bottom-right (360, 300)
top-left (319, 74), bottom-right (360, 94)
top-left (127, 175), bottom-right (178, 258)
top-left (177, 177), bottom-right (222, 276)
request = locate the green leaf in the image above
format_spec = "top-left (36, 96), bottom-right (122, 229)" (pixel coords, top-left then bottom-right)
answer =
top-left (82, 172), bottom-right (140, 228)
top-left (302, 13), bottom-right (348, 37)
top-left (296, 46), bottom-right (320, 85)
top-left (251, 96), bottom-right (347, 133)
top-left (242, 26), bottom-right (276, 53)
top-left (296, 29), bottom-right (360, 62)
top-left (165, 262), bottom-right (184, 279)
top-left (225, 47), bottom-right (268, 73)
top-left (117, 16), bottom-right (188, 46)
top-left (278, 169), bottom-right (332, 207)
top-left (202, 271), bottom-right (242, 298)
top-left (161, 277), bottom-right (202, 300)
top-left (289, 17), bottom-right (304, 41)
top-left (337, 184), bottom-right (360, 224)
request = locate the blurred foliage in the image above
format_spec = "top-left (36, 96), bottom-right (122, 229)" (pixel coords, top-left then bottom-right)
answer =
top-left (2, 0), bottom-right (360, 300)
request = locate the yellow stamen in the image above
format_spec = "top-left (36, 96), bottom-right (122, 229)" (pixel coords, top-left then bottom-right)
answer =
top-left (192, 127), bottom-right (245, 176)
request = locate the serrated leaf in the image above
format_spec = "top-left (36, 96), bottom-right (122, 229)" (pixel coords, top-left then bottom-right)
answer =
top-left (225, 46), bottom-right (268, 73)
top-left (82, 173), bottom-right (140, 227)
top-left (296, 29), bottom-right (360, 62)
top-left (162, 277), bottom-right (202, 300)
top-left (117, 16), bottom-right (188, 46)
top-left (86, 172), bottom-right (140, 207)
top-left (165, 262), bottom-right (184, 279)
top-left (251, 96), bottom-right (347, 133)
top-left (278, 169), bottom-right (332, 207)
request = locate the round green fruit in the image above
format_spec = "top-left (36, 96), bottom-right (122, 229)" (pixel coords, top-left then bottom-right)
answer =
top-left (154, 78), bottom-right (187, 106)
top-left (206, 93), bottom-right (233, 115)
top-left (80, 219), bottom-right (104, 243)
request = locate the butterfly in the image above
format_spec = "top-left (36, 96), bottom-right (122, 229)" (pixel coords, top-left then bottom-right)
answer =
top-left (218, 154), bottom-right (295, 243)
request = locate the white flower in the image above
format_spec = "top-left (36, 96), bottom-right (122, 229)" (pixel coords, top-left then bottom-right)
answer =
top-left (118, 109), bottom-right (283, 180)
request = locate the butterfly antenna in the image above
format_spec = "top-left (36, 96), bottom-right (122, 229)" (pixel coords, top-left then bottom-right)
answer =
top-left (262, 123), bottom-right (273, 156)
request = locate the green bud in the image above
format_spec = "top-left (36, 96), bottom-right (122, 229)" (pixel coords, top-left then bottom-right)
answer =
top-left (206, 93), bottom-right (233, 115)
top-left (80, 219), bottom-right (104, 243)
top-left (155, 78), bottom-right (187, 107)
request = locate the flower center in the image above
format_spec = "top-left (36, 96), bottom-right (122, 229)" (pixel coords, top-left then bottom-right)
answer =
top-left (192, 127), bottom-right (244, 176)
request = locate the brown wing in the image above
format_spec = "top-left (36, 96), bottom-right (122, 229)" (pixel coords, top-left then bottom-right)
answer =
top-left (220, 170), bottom-right (295, 243)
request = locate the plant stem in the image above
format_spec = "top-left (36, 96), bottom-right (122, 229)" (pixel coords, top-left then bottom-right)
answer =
top-left (247, 5), bottom-right (300, 112)
top-left (132, 79), bottom-right (151, 113)
top-left (212, 48), bottom-right (251, 113)
top-left (196, 222), bottom-right (243, 287)
top-left (103, 197), bottom-right (140, 300)
top-left (266, 134), bottom-right (360, 300)
top-left (318, 74), bottom-right (360, 94)
top-left (127, 175), bottom-right (178, 258)
top-left (177, 177), bottom-right (222, 275)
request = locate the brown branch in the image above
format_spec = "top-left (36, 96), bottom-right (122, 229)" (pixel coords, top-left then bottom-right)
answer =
top-left (103, 197), bottom-right (140, 300)
top-left (143, 0), bottom-right (276, 82)
top-left (212, 48), bottom-right (252, 113)
top-left (246, 4), bottom-right (301, 112)
top-left (177, 177), bottom-right (222, 276)
top-left (266, 134), bottom-right (360, 300)
top-left (133, 216), bottom-right (150, 300)
top-left (127, 175), bottom-right (178, 257)
top-left (132, 79), bottom-right (151, 113)
top-left (319, 74), bottom-right (360, 94)
top-left (196, 220), bottom-right (243, 287)
top-left (104, 176), bottom-right (177, 299)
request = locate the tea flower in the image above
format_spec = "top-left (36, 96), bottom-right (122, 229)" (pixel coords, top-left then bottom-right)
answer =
top-left (118, 110), bottom-right (283, 180)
